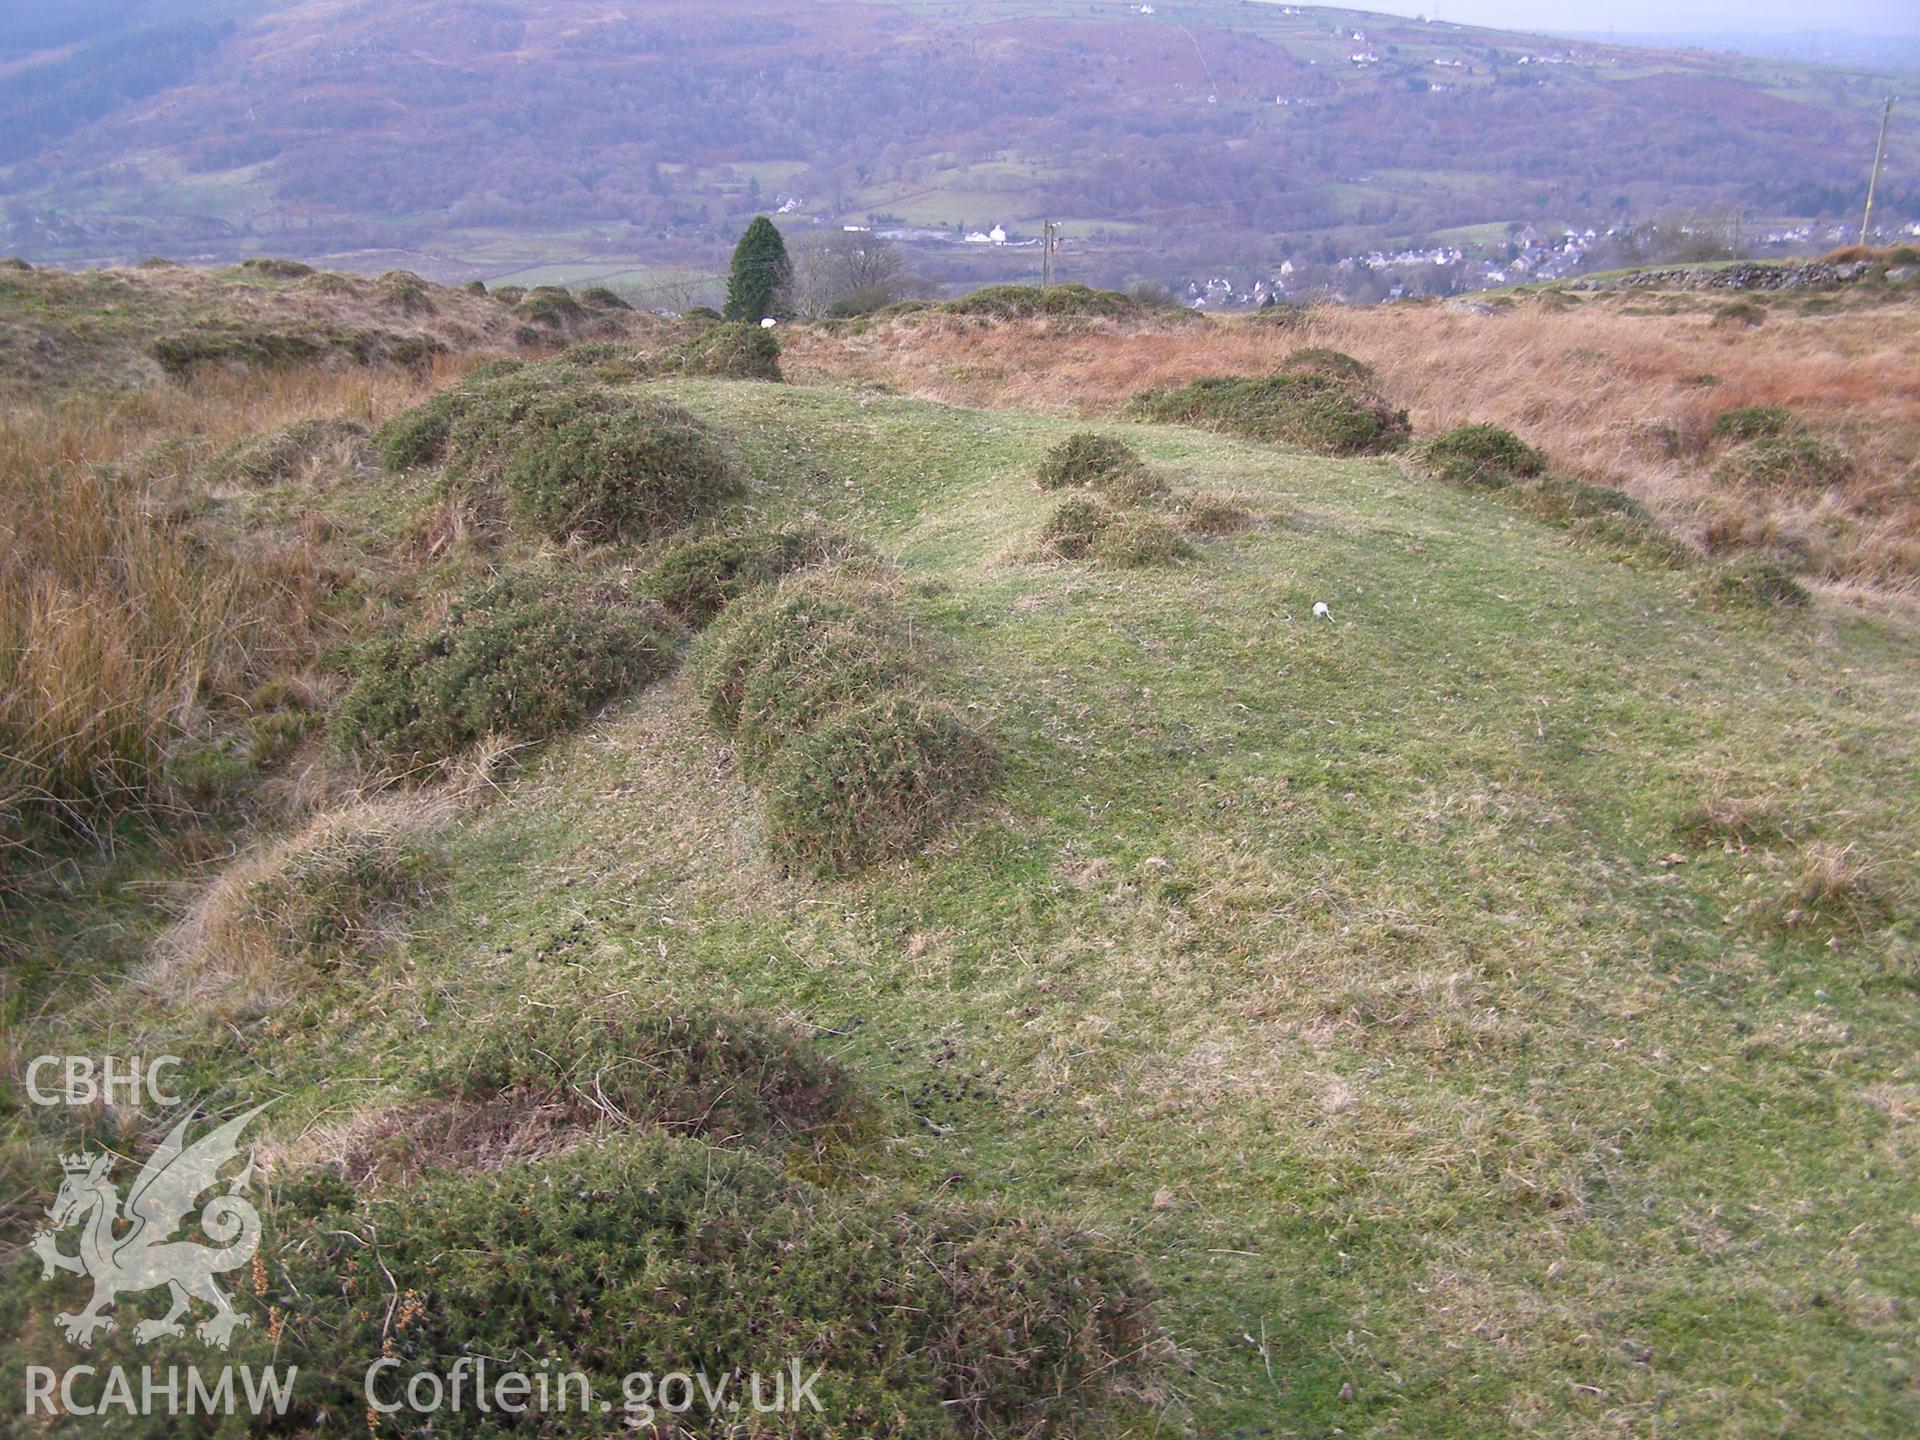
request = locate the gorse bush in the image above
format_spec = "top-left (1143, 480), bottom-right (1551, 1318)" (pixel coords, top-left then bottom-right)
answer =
top-left (646, 527), bottom-right (838, 624)
top-left (691, 576), bottom-right (917, 766)
top-left (1044, 432), bottom-right (1144, 495)
top-left (439, 373), bottom-right (738, 542)
top-left (944, 282), bottom-right (1143, 320)
top-left (764, 696), bottom-right (998, 875)
top-left (1133, 370), bottom-right (1410, 455)
top-left (332, 577), bottom-right (676, 770)
top-left (690, 571), bottom-right (994, 874)
top-left (649, 320), bottom-right (782, 381)
top-left (1714, 434), bottom-right (1851, 490)
top-left (197, 1139), bottom-right (1154, 1439)
top-left (1415, 423), bottom-right (1545, 489)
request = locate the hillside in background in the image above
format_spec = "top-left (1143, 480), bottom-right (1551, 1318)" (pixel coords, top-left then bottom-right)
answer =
top-left (1, 0), bottom-right (1915, 295)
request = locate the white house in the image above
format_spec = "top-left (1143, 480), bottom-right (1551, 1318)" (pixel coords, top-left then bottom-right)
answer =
top-left (989, 224), bottom-right (1007, 245)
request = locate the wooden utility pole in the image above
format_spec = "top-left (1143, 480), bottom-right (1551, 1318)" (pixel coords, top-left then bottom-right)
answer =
top-left (1860, 96), bottom-right (1896, 248)
top-left (1041, 220), bottom-right (1056, 287)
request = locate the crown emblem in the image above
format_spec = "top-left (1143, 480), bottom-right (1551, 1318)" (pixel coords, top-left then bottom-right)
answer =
top-left (59, 1152), bottom-right (98, 1175)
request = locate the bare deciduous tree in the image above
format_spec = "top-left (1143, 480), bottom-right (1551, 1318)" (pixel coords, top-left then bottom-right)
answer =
top-left (786, 231), bottom-right (917, 318)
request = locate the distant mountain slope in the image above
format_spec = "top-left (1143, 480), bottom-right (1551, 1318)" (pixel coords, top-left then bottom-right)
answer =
top-left (0, 0), bottom-right (1912, 281)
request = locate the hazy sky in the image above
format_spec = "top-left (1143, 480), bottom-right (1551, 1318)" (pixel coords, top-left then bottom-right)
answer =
top-left (1352, 1), bottom-right (1920, 35)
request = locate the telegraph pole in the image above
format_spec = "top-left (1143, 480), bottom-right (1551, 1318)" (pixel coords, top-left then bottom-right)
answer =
top-left (1041, 220), bottom-right (1056, 288)
top-left (1860, 96), bottom-right (1896, 248)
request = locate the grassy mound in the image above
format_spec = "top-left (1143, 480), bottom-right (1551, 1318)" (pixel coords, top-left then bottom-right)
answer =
top-left (545, 338), bottom-right (647, 383)
top-left (1280, 346), bottom-right (1377, 384)
top-left (1133, 370), bottom-right (1410, 456)
top-left (158, 801), bottom-right (444, 1006)
top-left (1246, 299), bottom-right (1305, 328)
top-left (208, 418), bottom-right (370, 486)
top-left (650, 320), bottom-right (783, 381)
top-left (229, 819), bottom-right (436, 962)
top-left (1415, 422), bottom-right (1545, 489)
top-left (1177, 491), bottom-right (1256, 536)
top-left (1035, 432), bottom-right (1163, 502)
top-left (1712, 299), bottom-right (1766, 328)
top-left (1040, 496), bottom-right (1117, 559)
top-left (1698, 556), bottom-right (1813, 613)
top-left (764, 696), bottom-right (997, 875)
top-left (1709, 405), bottom-right (1795, 443)
top-left (239, 257), bottom-right (314, 280)
top-left (578, 284), bottom-right (634, 311)
top-left (944, 282), bottom-right (1142, 321)
top-left (376, 270), bottom-right (437, 317)
top-left (332, 577), bottom-right (676, 771)
top-left (339, 1003), bottom-right (859, 1187)
top-left (515, 285), bottom-right (585, 327)
top-left (1714, 434), bottom-right (1851, 490)
top-left (441, 373), bottom-right (738, 542)
top-left (1092, 513), bottom-right (1194, 568)
top-left (151, 327), bottom-right (328, 378)
top-left (646, 527), bottom-right (838, 624)
top-left (368, 360), bottom-right (528, 469)
top-left (691, 576), bottom-right (918, 768)
top-left (217, 1139), bottom-right (1153, 1438)
top-left (1417, 425), bottom-right (1692, 567)
top-left (691, 572), bottom-right (993, 872)
top-left (1517, 474), bottom-right (1695, 567)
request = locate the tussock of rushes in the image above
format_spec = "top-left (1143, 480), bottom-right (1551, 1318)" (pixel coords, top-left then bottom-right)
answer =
top-left (151, 799), bottom-right (444, 1009)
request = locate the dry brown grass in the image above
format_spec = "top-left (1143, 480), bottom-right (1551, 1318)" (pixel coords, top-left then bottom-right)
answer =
top-left (0, 361), bottom-right (463, 854)
top-left (787, 292), bottom-right (1920, 589)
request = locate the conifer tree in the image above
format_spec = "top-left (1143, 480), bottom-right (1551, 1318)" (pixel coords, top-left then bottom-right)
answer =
top-left (724, 216), bottom-right (793, 321)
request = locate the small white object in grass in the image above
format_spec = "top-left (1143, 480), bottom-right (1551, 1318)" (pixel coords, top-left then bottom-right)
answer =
top-left (760, 317), bottom-right (778, 328)
top-left (1313, 601), bottom-right (1333, 622)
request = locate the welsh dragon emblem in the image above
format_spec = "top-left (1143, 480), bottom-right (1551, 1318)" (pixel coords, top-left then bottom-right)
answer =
top-left (30, 1103), bottom-right (270, 1350)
